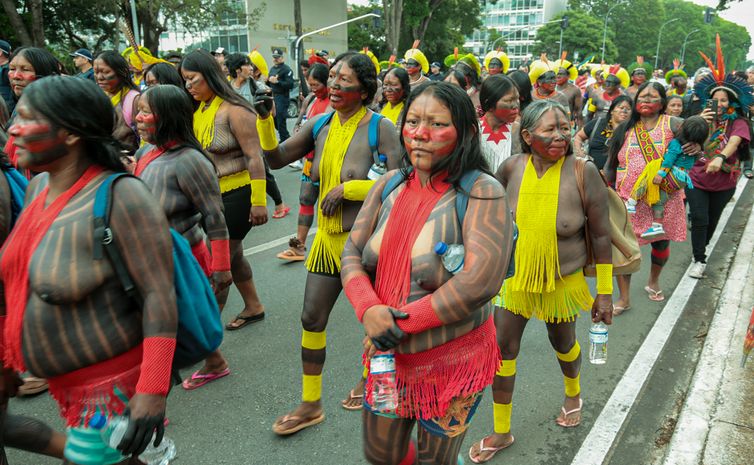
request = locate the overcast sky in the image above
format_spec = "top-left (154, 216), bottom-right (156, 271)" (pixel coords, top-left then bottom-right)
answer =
top-left (348, 0), bottom-right (753, 61)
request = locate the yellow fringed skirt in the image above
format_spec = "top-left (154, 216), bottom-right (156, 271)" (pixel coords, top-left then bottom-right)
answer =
top-left (305, 229), bottom-right (350, 276)
top-left (500, 270), bottom-right (593, 323)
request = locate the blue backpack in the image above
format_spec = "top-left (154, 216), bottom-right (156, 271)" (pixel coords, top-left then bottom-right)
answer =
top-left (312, 111), bottom-right (385, 165)
top-left (381, 168), bottom-right (517, 279)
top-left (92, 173), bottom-right (223, 369)
top-left (1, 163), bottom-right (28, 228)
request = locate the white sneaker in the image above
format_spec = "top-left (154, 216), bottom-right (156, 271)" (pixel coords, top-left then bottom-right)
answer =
top-left (288, 160), bottom-right (304, 170)
top-left (626, 200), bottom-right (636, 214)
top-left (641, 223), bottom-right (666, 239)
top-left (688, 261), bottom-right (706, 279)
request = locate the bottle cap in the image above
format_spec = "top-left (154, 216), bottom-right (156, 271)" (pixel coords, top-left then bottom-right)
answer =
top-left (88, 413), bottom-right (107, 430)
top-left (434, 241), bottom-right (448, 255)
top-left (378, 154), bottom-right (387, 162)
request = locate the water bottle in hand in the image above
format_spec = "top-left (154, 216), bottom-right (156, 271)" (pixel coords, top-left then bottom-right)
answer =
top-left (369, 351), bottom-right (398, 414)
top-left (367, 154), bottom-right (388, 180)
top-left (589, 322), bottom-right (608, 365)
top-left (89, 414), bottom-right (176, 465)
top-left (434, 242), bottom-right (464, 274)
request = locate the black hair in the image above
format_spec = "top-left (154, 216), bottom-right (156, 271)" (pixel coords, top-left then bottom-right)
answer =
top-left (399, 81), bottom-right (490, 189)
top-left (22, 76), bottom-right (124, 172)
top-left (708, 87), bottom-right (752, 162)
top-left (95, 50), bottom-right (138, 91)
top-left (676, 116), bottom-right (710, 146)
top-left (334, 53), bottom-right (377, 105)
top-left (180, 49), bottom-right (254, 112)
top-left (518, 99), bottom-right (573, 156)
top-left (306, 63), bottom-right (329, 86)
top-left (144, 62), bottom-right (183, 88)
top-left (9, 47), bottom-right (60, 90)
top-left (166, 51), bottom-right (182, 61)
top-left (607, 81), bottom-right (667, 171)
top-left (225, 52), bottom-right (250, 79)
top-left (299, 59), bottom-right (310, 68)
top-left (141, 84), bottom-right (204, 152)
top-left (507, 70), bottom-right (533, 113)
top-left (607, 94), bottom-right (633, 117)
top-left (331, 51), bottom-right (356, 69)
top-left (480, 74), bottom-right (518, 114)
top-left (383, 67), bottom-right (410, 104)
top-left (446, 62), bottom-right (479, 91)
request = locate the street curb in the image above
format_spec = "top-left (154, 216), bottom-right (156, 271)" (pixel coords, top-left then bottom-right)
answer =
top-left (661, 192), bottom-right (754, 465)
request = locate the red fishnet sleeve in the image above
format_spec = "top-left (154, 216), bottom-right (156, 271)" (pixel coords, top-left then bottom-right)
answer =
top-left (136, 336), bottom-right (176, 395)
top-left (210, 239), bottom-right (231, 272)
top-left (344, 275), bottom-right (382, 322)
top-left (396, 295), bottom-right (443, 334)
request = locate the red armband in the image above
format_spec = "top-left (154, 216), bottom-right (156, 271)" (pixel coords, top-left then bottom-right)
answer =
top-left (136, 337), bottom-right (176, 395)
top-left (210, 239), bottom-right (231, 272)
top-left (343, 275), bottom-right (382, 322)
top-left (397, 295), bottom-right (443, 334)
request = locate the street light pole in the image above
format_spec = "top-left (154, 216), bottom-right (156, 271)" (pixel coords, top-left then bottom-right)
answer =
top-left (601, 2), bottom-right (625, 63)
top-left (680, 28), bottom-right (701, 64)
top-left (655, 18), bottom-right (680, 70)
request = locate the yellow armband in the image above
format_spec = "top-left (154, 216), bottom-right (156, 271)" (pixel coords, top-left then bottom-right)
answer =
top-left (343, 180), bottom-right (375, 201)
top-left (250, 179), bottom-right (267, 207)
top-left (595, 263), bottom-right (613, 295)
top-left (256, 115), bottom-right (278, 151)
top-left (587, 98), bottom-right (596, 113)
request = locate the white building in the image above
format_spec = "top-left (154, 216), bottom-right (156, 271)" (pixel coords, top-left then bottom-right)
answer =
top-left (465, 0), bottom-right (567, 68)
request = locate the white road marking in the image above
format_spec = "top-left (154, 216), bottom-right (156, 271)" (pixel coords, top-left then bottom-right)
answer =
top-left (569, 179), bottom-right (749, 465)
top-left (243, 228), bottom-right (317, 256)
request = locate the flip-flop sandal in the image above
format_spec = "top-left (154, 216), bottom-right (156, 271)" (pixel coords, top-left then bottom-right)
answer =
top-left (17, 376), bottom-right (48, 396)
top-left (276, 248), bottom-right (306, 262)
top-left (644, 286), bottom-right (665, 302)
top-left (225, 312), bottom-right (265, 330)
top-left (468, 436), bottom-right (516, 464)
top-left (744, 169), bottom-right (753, 179)
top-left (613, 305), bottom-right (632, 316)
top-left (556, 399), bottom-right (583, 428)
top-left (341, 389), bottom-right (364, 411)
top-left (272, 413), bottom-right (325, 436)
top-left (272, 206), bottom-right (291, 219)
top-left (181, 368), bottom-right (231, 391)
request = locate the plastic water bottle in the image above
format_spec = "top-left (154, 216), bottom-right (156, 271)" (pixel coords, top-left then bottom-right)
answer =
top-left (589, 322), bottom-right (609, 365)
top-left (369, 351), bottom-right (398, 414)
top-left (89, 414), bottom-right (176, 465)
top-left (434, 242), bottom-right (465, 274)
top-left (367, 154), bottom-right (388, 180)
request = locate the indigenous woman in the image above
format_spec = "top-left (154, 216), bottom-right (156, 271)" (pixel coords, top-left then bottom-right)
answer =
top-left (144, 62), bottom-right (184, 89)
top-left (180, 50), bottom-right (268, 388)
top-left (257, 52), bottom-right (401, 434)
top-left (2, 76), bottom-right (177, 465)
top-left (605, 82), bottom-right (698, 312)
top-left (665, 60), bottom-right (688, 97)
top-left (665, 94), bottom-right (684, 117)
top-left (342, 81), bottom-right (513, 465)
top-left (380, 67), bottom-right (409, 127)
top-left (444, 52), bottom-right (482, 112)
top-left (508, 70), bottom-right (533, 114)
top-left (528, 56), bottom-right (571, 124)
top-left (404, 42), bottom-right (430, 89)
top-left (587, 65), bottom-right (628, 122)
top-left (484, 50), bottom-right (510, 77)
top-left (685, 38), bottom-right (752, 278)
top-left (626, 57), bottom-right (652, 100)
top-left (479, 74), bottom-right (521, 171)
top-left (94, 51), bottom-right (141, 153)
top-left (573, 95), bottom-right (633, 170)
top-left (469, 100), bottom-right (613, 463)
top-left (278, 62), bottom-right (332, 262)
top-left (553, 53), bottom-right (583, 129)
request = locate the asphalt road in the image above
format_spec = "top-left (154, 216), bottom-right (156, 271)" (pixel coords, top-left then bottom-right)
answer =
top-left (6, 129), bottom-right (754, 465)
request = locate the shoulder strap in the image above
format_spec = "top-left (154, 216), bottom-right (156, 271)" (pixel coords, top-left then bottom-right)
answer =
top-left (311, 112), bottom-right (336, 141)
top-left (574, 157), bottom-right (587, 209)
top-left (92, 172), bottom-right (140, 301)
top-left (380, 170), bottom-right (408, 202)
top-left (368, 112), bottom-right (384, 164)
top-left (590, 117), bottom-right (604, 141)
top-left (455, 169), bottom-right (483, 225)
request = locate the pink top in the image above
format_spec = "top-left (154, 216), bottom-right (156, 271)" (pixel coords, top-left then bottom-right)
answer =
top-left (615, 114), bottom-right (687, 245)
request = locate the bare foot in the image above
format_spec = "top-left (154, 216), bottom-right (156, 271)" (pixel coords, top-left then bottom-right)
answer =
top-left (272, 402), bottom-right (325, 436)
top-left (555, 396), bottom-right (582, 427)
top-left (341, 379), bottom-right (365, 410)
top-left (468, 433), bottom-right (515, 463)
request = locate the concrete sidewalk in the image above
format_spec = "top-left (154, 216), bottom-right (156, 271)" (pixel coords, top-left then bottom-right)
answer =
top-left (662, 207), bottom-right (754, 465)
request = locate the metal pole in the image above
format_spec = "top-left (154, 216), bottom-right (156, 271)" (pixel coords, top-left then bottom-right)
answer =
top-left (655, 18), bottom-right (680, 70)
top-left (680, 28), bottom-right (701, 64)
top-left (558, 27), bottom-right (564, 58)
top-left (293, 13), bottom-right (380, 79)
top-left (129, 0), bottom-right (140, 45)
top-left (601, 2), bottom-right (624, 63)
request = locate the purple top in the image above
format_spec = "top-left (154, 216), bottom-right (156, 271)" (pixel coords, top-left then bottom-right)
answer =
top-left (690, 118), bottom-right (750, 192)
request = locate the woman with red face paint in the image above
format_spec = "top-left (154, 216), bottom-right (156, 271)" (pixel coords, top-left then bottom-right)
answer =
top-left (94, 51), bottom-right (141, 155)
top-left (469, 100), bottom-right (613, 463)
top-left (627, 57), bottom-right (652, 100)
top-left (554, 54), bottom-right (583, 129)
top-left (258, 52), bottom-right (402, 435)
top-left (586, 66), bottom-right (629, 123)
top-left (605, 81), bottom-right (702, 311)
top-left (404, 42), bottom-right (430, 89)
top-left (479, 74), bottom-right (521, 171)
top-left (444, 53), bottom-right (483, 113)
top-left (3, 75), bottom-right (177, 465)
top-left (380, 67), bottom-right (409, 127)
top-left (529, 57), bottom-right (571, 120)
top-left (278, 62), bottom-right (332, 263)
top-left (342, 81), bottom-right (514, 465)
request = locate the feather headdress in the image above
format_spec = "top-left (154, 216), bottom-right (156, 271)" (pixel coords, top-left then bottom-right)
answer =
top-left (696, 34), bottom-right (753, 108)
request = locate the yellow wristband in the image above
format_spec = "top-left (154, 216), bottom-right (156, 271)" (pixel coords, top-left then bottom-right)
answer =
top-left (595, 263), bottom-right (613, 295)
top-left (250, 179), bottom-right (267, 207)
top-left (587, 98), bottom-right (596, 113)
top-left (343, 180), bottom-right (375, 201)
top-left (256, 115), bottom-right (278, 151)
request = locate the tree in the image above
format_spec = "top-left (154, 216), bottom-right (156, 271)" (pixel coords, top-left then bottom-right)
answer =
top-left (398, 0), bottom-right (481, 63)
top-left (533, 10), bottom-right (617, 63)
top-left (348, 2), bottom-right (388, 59)
top-left (382, 0), bottom-right (404, 55)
